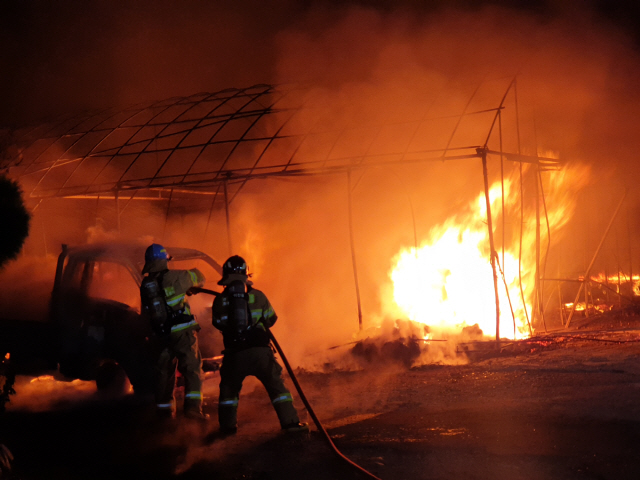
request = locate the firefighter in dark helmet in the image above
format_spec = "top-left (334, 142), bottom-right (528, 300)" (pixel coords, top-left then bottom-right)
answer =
top-left (140, 243), bottom-right (208, 420)
top-left (212, 255), bottom-right (308, 434)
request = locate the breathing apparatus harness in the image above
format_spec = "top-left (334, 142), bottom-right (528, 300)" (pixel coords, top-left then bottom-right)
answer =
top-left (220, 280), bottom-right (271, 351)
top-left (228, 279), bottom-right (250, 337)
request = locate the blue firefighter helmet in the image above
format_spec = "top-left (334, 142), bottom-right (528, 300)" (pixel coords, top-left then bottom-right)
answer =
top-left (145, 243), bottom-right (170, 263)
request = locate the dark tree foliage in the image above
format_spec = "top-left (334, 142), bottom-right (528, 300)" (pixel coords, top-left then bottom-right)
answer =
top-left (0, 175), bottom-right (30, 269)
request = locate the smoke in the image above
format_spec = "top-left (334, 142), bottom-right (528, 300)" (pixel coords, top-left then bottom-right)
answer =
top-left (3, 2), bottom-right (640, 373)
top-left (255, 4), bottom-right (640, 359)
top-left (273, 4), bottom-right (640, 172)
top-left (9, 375), bottom-right (100, 412)
top-left (264, 4), bottom-right (640, 342)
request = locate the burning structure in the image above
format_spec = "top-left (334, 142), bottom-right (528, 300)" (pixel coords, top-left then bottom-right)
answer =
top-left (0, 75), bottom-right (609, 368)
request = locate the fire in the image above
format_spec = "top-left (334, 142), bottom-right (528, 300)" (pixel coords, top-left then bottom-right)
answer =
top-left (589, 272), bottom-right (640, 294)
top-left (387, 163), bottom-right (590, 340)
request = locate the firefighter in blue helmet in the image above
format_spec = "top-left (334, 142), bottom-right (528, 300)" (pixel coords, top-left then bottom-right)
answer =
top-left (211, 255), bottom-right (308, 434)
top-left (140, 243), bottom-right (208, 420)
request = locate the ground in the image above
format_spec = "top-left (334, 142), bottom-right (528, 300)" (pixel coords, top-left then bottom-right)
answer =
top-left (0, 313), bottom-right (639, 480)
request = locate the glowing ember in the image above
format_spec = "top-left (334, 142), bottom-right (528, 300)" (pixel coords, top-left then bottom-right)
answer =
top-left (387, 163), bottom-right (590, 340)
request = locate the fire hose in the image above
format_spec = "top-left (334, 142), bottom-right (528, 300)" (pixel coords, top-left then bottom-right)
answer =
top-left (189, 287), bottom-right (383, 480)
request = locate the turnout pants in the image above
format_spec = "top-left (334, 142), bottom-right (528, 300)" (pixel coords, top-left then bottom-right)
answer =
top-left (155, 328), bottom-right (203, 415)
top-left (218, 346), bottom-right (300, 429)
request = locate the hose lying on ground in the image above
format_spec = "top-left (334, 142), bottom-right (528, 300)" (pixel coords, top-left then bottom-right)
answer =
top-left (268, 330), bottom-right (383, 480)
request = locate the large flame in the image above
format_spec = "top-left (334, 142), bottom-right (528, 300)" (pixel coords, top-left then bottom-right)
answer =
top-left (387, 163), bottom-right (590, 340)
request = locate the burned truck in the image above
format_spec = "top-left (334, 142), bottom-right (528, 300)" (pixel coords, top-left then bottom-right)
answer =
top-left (0, 242), bottom-right (222, 394)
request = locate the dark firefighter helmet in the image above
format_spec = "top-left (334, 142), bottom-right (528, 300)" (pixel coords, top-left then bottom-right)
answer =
top-left (218, 255), bottom-right (252, 286)
top-left (223, 255), bottom-right (247, 276)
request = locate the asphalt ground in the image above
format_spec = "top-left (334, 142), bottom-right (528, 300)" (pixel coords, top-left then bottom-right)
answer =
top-left (1, 313), bottom-right (639, 480)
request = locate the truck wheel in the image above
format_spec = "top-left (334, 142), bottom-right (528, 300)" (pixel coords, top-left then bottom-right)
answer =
top-left (95, 360), bottom-right (130, 395)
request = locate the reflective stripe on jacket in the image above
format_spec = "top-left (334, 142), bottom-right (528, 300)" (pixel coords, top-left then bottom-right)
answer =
top-left (161, 268), bottom-right (205, 332)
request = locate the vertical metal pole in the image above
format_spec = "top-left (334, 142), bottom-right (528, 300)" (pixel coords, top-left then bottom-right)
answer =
top-left (628, 205), bottom-right (634, 298)
top-left (115, 189), bottom-right (121, 233)
top-left (558, 281), bottom-right (565, 326)
top-left (514, 79), bottom-right (532, 336)
top-left (95, 195), bottom-right (101, 239)
top-left (499, 110), bottom-right (505, 270)
top-left (480, 149), bottom-right (501, 346)
top-left (203, 185), bottom-right (221, 245)
top-left (535, 163), bottom-right (546, 331)
top-left (41, 217), bottom-right (48, 257)
top-left (604, 265), bottom-right (610, 304)
top-left (557, 263), bottom-right (564, 326)
top-left (613, 227), bottom-right (620, 308)
top-left (347, 170), bottom-right (363, 331)
top-left (162, 188), bottom-right (174, 244)
top-left (584, 278), bottom-right (589, 318)
top-left (223, 180), bottom-right (233, 255)
top-left (617, 258), bottom-right (622, 309)
top-left (616, 225), bottom-right (621, 307)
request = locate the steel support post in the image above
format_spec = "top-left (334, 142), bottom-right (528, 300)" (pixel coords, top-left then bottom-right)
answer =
top-left (479, 149), bottom-right (501, 347)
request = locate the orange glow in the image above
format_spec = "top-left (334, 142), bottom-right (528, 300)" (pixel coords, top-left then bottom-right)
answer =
top-left (590, 272), bottom-right (640, 288)
top-left (387, 164), bottom-right (590, 340)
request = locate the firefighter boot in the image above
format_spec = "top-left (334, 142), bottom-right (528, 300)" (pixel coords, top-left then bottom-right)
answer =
top-left (272, 393), bottom-right (302, 430)
top-left (184, 399), bottom-right (209, 421)
top-left (185, 410), bottom-right (210, 421)
top-left (283, 422), bottom-right (309, 433)
top-left (184, 405), bottom-right (210, 421)
top-left (156, 407), bottom-right (176, 422)
top-left (218, 395), bottom-right (239, 433)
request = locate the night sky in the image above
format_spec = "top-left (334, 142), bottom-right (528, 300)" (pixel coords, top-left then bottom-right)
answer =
top-left (1, 0), bottom-right (639, 128)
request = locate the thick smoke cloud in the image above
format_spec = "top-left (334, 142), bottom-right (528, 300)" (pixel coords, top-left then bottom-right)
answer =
top-left (263, 4), bottom-right (640, 350)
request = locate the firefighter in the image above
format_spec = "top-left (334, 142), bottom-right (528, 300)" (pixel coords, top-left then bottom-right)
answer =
top-left (141, 243), bottom-right (208, 421)
top-left (212, 255), bottom-right (308, 434)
